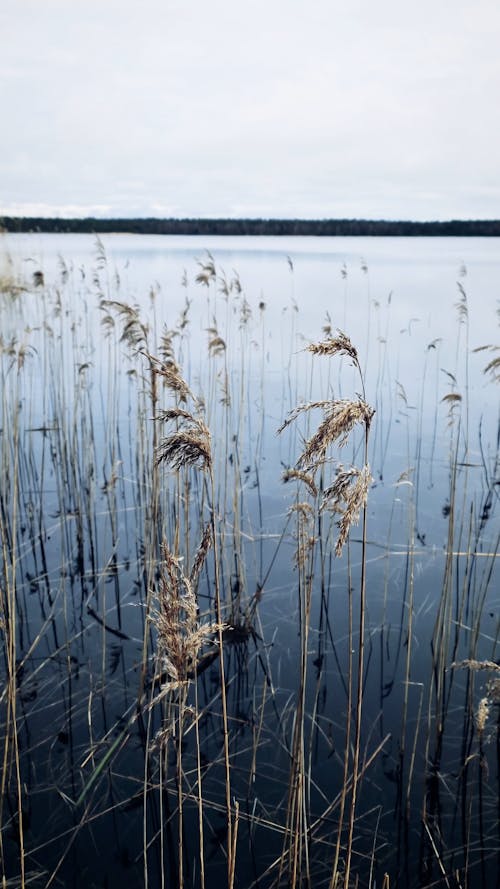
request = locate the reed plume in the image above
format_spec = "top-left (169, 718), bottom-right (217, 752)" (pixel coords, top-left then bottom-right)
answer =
top-left (297, 399), bottom-right (374, 468)
top-left (475, 697), bottom-right (490, 736)
top-left (322, 464), bottom-right (373, 556)
top-left (153, 542), bottom-right (218, 691)
top-left (278, 331), bottom-right (375, 889)
top-left (189, 523), bottom-right (213, 591)
top-left (100, 299), bottom-right (149, 349)
top-left (307, 330), bottom-right (359, 366)
top-left (152, 537), bottom-right (220, 889)
top-left (282, 468), bottom-right (318, 498)
top-left (277, 400), bottom-right (332, 435)
top-left (473, 344), bottom-right (500, 383)
top-left (155, 390), bottom-right (212, 471)
top-left (208, 334), bottom-right (226, 356)
top-left (156, 427), bottom-right (211, 471)
top-left (151, 357), bottom-right (194, 403)
top-left (195, 252), bottom-right (216, 287)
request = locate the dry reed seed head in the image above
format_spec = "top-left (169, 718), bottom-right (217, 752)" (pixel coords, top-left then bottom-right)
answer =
top-left (455, 283), bottom-right (468, 322)
top-left (294, 533), bottom-right (316, 570)
top-left (189, 523), bottom-right (213, 590)
top-left (100, 299), bottom-right (149, 348)
top-left (282, 468), bottom-right (318, 498)
top-left (239, 296), bottom-right (252, 326)
top-left (177, 296), bottom-right (192, 329)
top-left (442, 392), bottom-right (462, 427)
top-left (156, 407), bottom-right (208, 439)
top-left (159, 326), bottom-right (178, 362)
top-left (153, 725), bottom-right (173, 749)
top-left (15, 343), bottom-right (35, 370)
top-left (476, 697), bottom-right (490, 735)
top-left (297, 399), bottom-right (374, 469)
top-left (160, 355), bottom-right (181, 375)
top-left (277, 400), bottom-right (333, 435)
top-left (288, 502), bottom-right (316, 568)
top-left (321, 465), bottom-right (360, 508)
top-left (483, 352), bottom-right (500, 382)
top-left (195, 254), bottom-right (216, 287)
top-left (321, 464), bottom-right (372, 557)
top-left (100, 313), bottom-right (115, 337)
top-left (155, 364), bottom-right (193, 403)
top-left (0, 334), bottom-right (17, 357)
top-left (218, 371), bottom-right (231, 407)
top-left (156, 407), bottom-right (196, 426)
top-left (427, 338), bottom-right (442, 351)
top-left (218, 272), bottom-right (232, 297)
top-left (208, 335), bottom-right (226, 356)
top-left (288, 501), bottom-right (314, 520)
top-left (307, 330), bottom-right (359, 365)
top-left (160, 543), bottom-right (184, 595)
top-left (121, 317), bottom-right (149, 349)
top-left (322, 311), bottom-right (333, 338)
top-left (451, 659), bottom-right (500, 672)
top-left (449, 662), bottom-right (500, 736)
top-left (487, 678), bottom-right (500, 703)
top-left (231, 271), bottom-right (242, 293)
top-left (155, 428), bottom-right (212, 471)
top-left (396, 381), bottom-right (409, 406)
top-left (154, 543), bottom-right (218, 687)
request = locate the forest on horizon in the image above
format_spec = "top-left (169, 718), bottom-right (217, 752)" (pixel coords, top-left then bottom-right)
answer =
top-left (2, 215), bottom-right (500, 237)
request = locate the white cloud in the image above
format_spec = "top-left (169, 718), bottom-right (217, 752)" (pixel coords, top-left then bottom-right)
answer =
top-left (0, 202), bottom-right (113, 218)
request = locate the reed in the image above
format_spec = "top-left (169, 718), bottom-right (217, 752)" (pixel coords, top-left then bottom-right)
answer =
top-left (278, 331), bottom-right (375, 888)
top-left (0, 241), bottom-right (497, 889)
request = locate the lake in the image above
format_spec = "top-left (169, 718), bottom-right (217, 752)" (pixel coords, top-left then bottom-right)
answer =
top-left (1, 233), bottom-right (499, 888)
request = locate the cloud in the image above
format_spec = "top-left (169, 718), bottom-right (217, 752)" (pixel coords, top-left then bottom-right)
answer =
top-left (0, 202), bottom-right (113, 218)
top-left (1, 0), bottom-right (499, 219)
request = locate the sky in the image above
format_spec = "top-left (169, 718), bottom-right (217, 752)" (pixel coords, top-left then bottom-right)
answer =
top-left (1, 0), bottom-right (500, 221)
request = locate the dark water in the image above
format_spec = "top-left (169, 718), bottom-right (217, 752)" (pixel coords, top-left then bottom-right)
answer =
top-left (1, 234), bottom-right (499, 888)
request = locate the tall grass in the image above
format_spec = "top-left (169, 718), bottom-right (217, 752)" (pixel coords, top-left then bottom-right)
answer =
top-left (0, 240), bottom-right (498, 889)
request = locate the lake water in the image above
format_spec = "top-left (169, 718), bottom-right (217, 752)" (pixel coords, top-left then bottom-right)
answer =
top-left (1, 233), bottom-right (499, 888)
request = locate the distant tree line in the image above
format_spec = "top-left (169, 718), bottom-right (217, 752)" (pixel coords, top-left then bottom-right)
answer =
top-left (2, 216), bottom-right (500, 236)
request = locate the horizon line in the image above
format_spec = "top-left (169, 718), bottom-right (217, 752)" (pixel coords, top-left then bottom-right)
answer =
top-left (2, 214), bottom-right (500, 223)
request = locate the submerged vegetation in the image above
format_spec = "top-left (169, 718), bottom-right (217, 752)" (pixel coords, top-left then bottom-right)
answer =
top-left (0, 237), bottom-right (498, 888)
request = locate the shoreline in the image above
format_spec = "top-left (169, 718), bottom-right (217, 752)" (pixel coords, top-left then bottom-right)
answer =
top-left (2, 215), bottom-right (500, 237)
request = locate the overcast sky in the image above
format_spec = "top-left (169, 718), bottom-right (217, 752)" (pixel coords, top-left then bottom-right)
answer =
top-left (1, 0), bottom-right (499, 220)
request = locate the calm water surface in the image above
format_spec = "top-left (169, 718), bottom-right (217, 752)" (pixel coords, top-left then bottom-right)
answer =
top-left (1, 234), bottom-right (498, 888)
